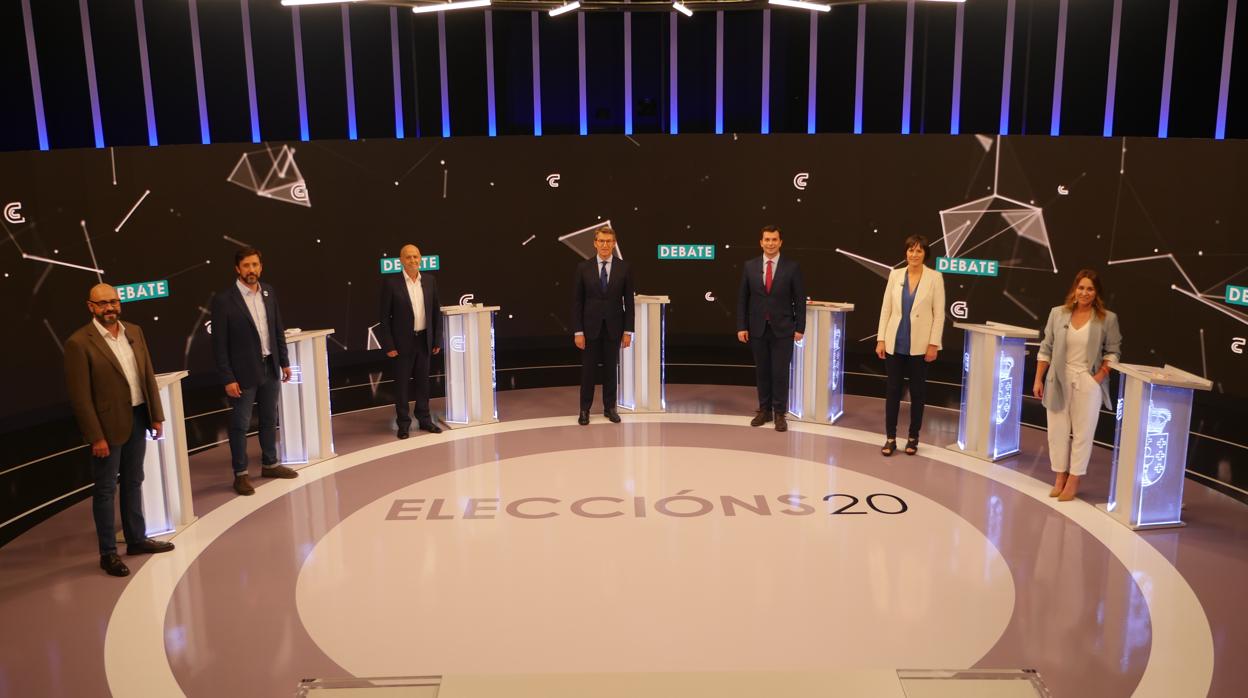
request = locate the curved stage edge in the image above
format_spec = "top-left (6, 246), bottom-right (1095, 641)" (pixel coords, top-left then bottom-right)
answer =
top-left (1, 385), bottom-right (1245, 698)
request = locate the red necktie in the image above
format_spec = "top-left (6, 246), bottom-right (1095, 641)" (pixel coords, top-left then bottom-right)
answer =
top-left (765, 259), bottom-right (774, 294)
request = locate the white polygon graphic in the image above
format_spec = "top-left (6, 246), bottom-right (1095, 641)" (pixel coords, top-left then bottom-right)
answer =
top-left (366, 323), bottom-right (381, 351)
top-left (227, 145), bottom-right (311, 208)
top-left (938, 137), bottom-right (1057, 274)
top-left (557, 219), bottom-right (623, 260)
top-left (3, 202), bottom-right (24, 224)
top-left (793, 173), bottom-right (809, 190)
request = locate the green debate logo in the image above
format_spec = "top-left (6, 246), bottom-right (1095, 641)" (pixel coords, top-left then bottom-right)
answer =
top-left (380, 256), bottom-right (441, 274)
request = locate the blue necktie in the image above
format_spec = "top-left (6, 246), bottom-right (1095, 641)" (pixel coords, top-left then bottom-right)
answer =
top-left (600, 260), bottom-right (609, 292)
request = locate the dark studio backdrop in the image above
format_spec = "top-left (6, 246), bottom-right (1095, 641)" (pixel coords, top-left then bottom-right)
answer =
top-left (1, 0), bottom-right (1246, 545)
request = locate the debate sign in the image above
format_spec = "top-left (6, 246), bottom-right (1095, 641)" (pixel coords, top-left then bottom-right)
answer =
top-left (116, 280), bottom-right (170, 303)
top-left (380, 256), bottom-right (441, 274)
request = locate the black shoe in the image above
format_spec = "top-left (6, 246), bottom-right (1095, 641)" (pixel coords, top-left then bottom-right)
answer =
top-left (396, 427), bottom-right (410, 440)
top-left (774, 413), bottom-right (788, 432)
top-left (750, 409), bottom-right (773, 427)
top-left (578, 411), bottom-right (590, 426)
top-left (881, 438), bottom-right (897, 457)
top-left (127, 539), bottom-right (175, 556)
top-left (418, 420), bottom-right (443, 434)
top-left (604, 407), bottom-right (621, 423)
top-left (904, 437), bottom-right (919, 455)
top-left (100, 553), bottom-right (130, 577)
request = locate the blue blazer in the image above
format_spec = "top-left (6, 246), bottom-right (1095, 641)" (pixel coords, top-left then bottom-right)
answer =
top-left (210, 282), bottom-right (289, 389)
top-left (572, 256), bottom-right (635, 340)
top-left (377, 273), bottom-right (442, 354)
top-left (737, 256), bottom-right (806, 337)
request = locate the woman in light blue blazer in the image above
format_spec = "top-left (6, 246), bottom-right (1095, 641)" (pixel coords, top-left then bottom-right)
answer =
top-left (876, 234), bottom-right (946, 456)
top-left (1033, 269), bottom-right (1122, 501)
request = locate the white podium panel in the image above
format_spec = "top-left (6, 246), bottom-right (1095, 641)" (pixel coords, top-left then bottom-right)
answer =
top-left (1101, 363), bottom-right (1211, 530)
top-left (950, 322), bottom-right (1039, 461)
top-left (278, 329), bottom-right (336, 467)
top-left (618, 294), bottom-right (669, 413)
top-left (140, 371), bottom-right (195, 538)
top-left (787, 301), bottom-right (854, 424)
top-left (441, 305), bottom-right (499, 428)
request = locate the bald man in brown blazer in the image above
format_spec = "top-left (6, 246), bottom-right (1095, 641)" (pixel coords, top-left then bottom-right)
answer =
top-left (64, 283), bottom-right (175, 577)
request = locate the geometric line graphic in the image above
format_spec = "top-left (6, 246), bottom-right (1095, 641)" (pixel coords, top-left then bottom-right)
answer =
top-left (557, 219), bottom-right (623, 260)
top-left (228, 145), bottom-right (311, 208)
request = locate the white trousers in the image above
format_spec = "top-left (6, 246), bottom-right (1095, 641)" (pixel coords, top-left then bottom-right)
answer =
top-left (1046, 368), bottom-right (1103, 476)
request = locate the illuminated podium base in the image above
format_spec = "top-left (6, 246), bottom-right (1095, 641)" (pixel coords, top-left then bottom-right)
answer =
top-left (132, 371), bottom-right (196, 541)
top-left (1098, 363), bottom-right (1211, 531)
top-left (279, 329), bottom-right (337, 468)
top-left (786, 301), bottom-right (854, 425)
top-left (441, 305), bottom-right (500, 429)
top-left (618, 294), bottom-right (669, 414)
top-left (947, 322), bottom-right (1039, 462)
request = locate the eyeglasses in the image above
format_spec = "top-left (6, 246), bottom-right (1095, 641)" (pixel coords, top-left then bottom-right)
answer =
top-left (594, 238), bottom-right (616, 245)
top-left (89, 299), bottom-right (121, 307)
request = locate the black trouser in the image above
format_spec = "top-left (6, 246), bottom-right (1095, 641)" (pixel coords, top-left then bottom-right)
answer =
top-left (91, 404), bottom-right (150, 555)
top-left (884, 352), bottom-right (929, 439)
top-left (394, 330), bottom-right (431, 428)
top-left (750, 323), bottom-right (794, 412)
top-left (580, 321), bottom-right (620, 411)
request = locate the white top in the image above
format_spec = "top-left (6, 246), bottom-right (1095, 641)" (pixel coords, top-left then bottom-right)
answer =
top-left (236, 279), bottom-right (271, 356)
top-left (1065, 319), bottom-right (1090, 372)
top-left (93, 319), bottom-right (143, 407)
top-left (762, 253), bottom-right (779, 285)
top-left (404, 272), bottom-right (427, 332)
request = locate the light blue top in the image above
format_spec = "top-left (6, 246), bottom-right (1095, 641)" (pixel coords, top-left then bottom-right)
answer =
top-left (895, 275), bottom-right (918, 356)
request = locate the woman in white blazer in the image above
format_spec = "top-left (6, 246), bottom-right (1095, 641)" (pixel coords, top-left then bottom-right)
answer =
top-left (1033, 269), bottom-right (1122, 502)
top-left (875, 235), bottom-right (946, 456)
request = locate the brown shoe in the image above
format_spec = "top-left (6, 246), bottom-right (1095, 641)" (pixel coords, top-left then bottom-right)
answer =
top-left (774, 413), bottom-right (788, 432)
top-left (1049, 472), bottom-right (1069, 498)
top-left (750, 409), bottom-right (773, 427)
top-left (1057, 474), bottom-right (1081, 502)
top-left (233, 474), bottom-right (255, 496)
top-left (261, 464), bottom-right (298, 479)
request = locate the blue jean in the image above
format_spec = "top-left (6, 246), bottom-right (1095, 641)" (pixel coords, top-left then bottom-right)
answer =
top-left (227, 362), bottom-right (280, 474)
top-left (91, 405), bottom-right (150, 555)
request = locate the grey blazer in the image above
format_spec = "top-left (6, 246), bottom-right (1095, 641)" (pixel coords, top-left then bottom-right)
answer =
top-left (1037, 305), bottom-right (1122, 412)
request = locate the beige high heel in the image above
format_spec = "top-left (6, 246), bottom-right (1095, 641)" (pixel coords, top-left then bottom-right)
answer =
top-left (1057, 474), bottom-right (1081, 502)
top-left (1049, 472), bottom-right (1068, 498)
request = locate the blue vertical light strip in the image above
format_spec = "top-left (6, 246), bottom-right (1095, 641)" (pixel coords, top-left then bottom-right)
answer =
top-left (999, 0), bottom-right (1016, 135)
top-left (951, 3), bottom-right (963, 135)
top-left (807, 10), bottom-right (818, 135)
top-left (1103, 0), bottom-right (1123, 137)
top-left (292, 7), bottom-right (310, 141)
top-left (1216, 0), bottom-right (1238, 139)
top-left (531, 12), bottom-right (542, 136)
top-left (1051, 0), bottom-right (1069, 136)
top-left (715, 11), bottom-right (724, 135)
top-left (901, 0), bottom-right (914, 135)
top-left (854, 5), bottom-right (865, 134)
top-left (1158, 0), bottom-right (1179, 138)
top-left (188, 0), bottom-right (211, 144)
top-left (342, 6), bottom-right (358, 140)
top-left (624, 8), bottom-right (633, 135)
top-left (761, 10), bottom-right (771, 134)
top-left (19, 0), bottom-right (49, 150)
top-left (438, 13), bottom-right (450, 138)
top-left (390, 8), bottom-right (405, 139)
top-left (485, 10), bottom-right (497, 137)
top-left (624, 10), bottom-right (633, 135)
top-left (78, 0), bottom-right (104, 147)
top-left (134, 0), bottom-right (159, 146)
top-left (579, 12), bottom-right (588, 135)
top-left (670, 12), bottom-right (679, 134)
top-left (240, 0), bottom-right (261, 143)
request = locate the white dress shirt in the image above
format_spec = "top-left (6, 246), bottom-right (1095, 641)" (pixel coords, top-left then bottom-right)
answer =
top-left (762, 253), bottom-right (780, 286)
top-left (404, 272), bottom-right (426, 332)
top-left (1065, 318), bottom-right (1091, 372)
top-left (94, 319), bottom-right (144, 407)
top-left (236, 279), bottom-right (271, 356)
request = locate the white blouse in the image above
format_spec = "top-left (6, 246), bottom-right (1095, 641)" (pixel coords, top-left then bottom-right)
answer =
top-left (1065, 319), bottom-right (1090, 373)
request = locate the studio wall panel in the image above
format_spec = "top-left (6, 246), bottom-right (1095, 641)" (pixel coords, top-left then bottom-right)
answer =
top-left (29, 0), bottom-right (93, 149)
top-left (196, 0), bottom-right (252, 144)
top-left (143, 0), bottom-right (203, 146)
top-left (814, 6), bottom-right (858, 135)
top-left (248, 0), bottom-right (301, 143)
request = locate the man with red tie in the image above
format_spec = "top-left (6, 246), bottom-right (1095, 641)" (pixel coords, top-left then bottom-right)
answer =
top-left (736, 225), bottom-right (806, 432)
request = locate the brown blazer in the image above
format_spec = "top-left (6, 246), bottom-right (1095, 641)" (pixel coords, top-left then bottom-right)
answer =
top-left (63, 321), bottom-right (164, 445)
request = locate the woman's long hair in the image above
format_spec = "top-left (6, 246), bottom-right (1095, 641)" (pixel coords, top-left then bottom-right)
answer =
top-left (1063, 269), bottom-right (1107, 319)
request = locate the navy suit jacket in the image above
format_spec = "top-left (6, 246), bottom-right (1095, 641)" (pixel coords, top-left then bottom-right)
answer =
top-left (737, 256), bottom-right (807, 337)
top-left (377, 273), bottom-right (442, 354)
top-left (210, 282), bottom-right (289, 389)
top-left (572, 256), bottom-right (635, 340)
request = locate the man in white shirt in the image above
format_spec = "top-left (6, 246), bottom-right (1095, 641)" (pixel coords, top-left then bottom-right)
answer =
top-left (211, 248), bottom-right (296, 496)
top-left (378, 244), bottom-right (443, 438)
top-left (64, 284), bottom-right (174, 577)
